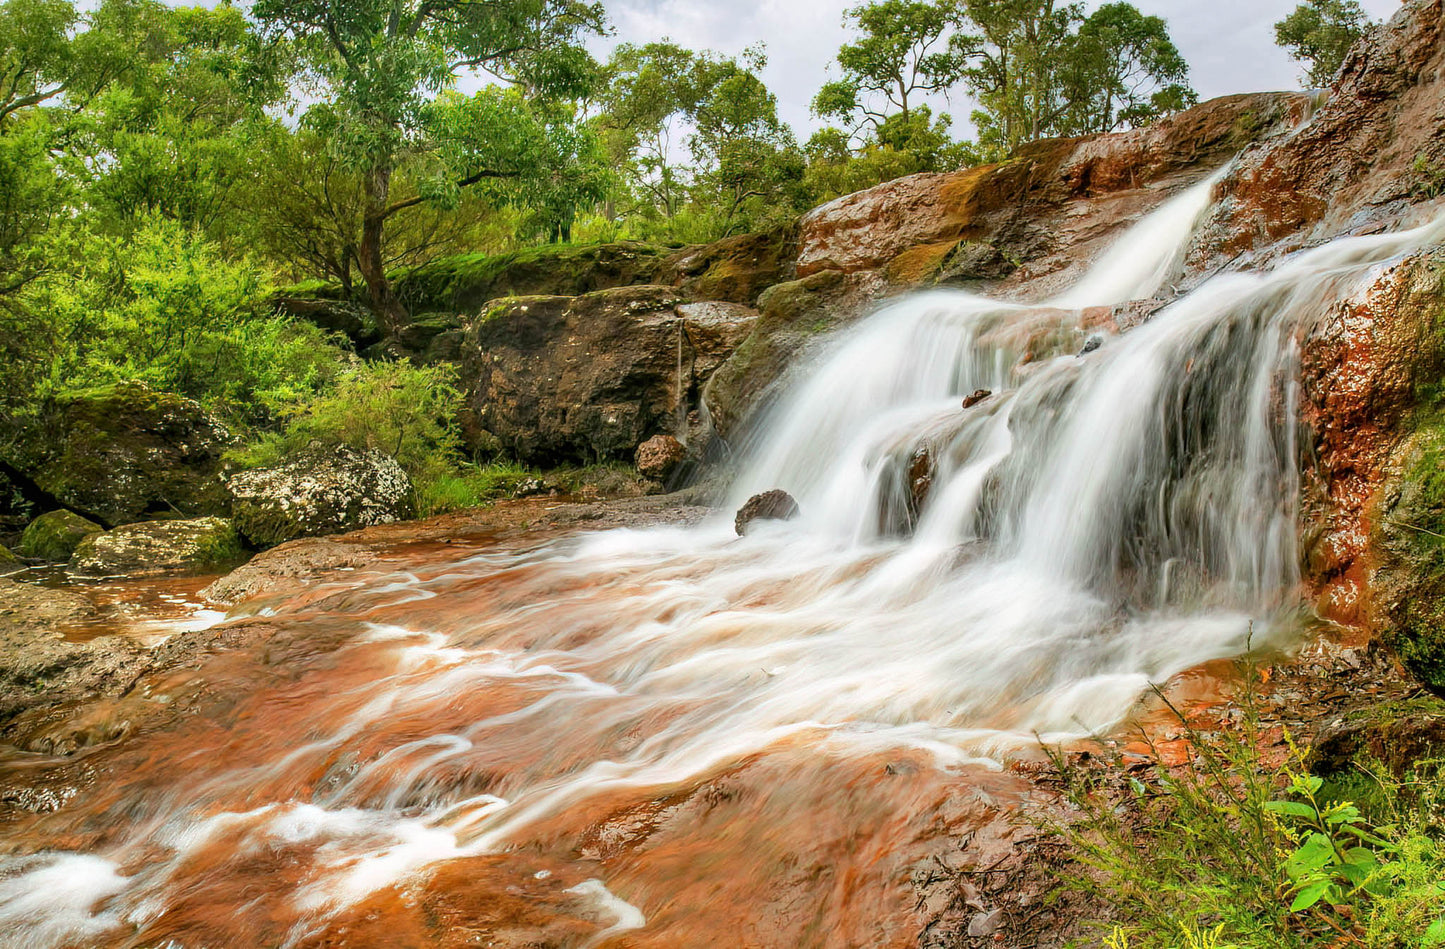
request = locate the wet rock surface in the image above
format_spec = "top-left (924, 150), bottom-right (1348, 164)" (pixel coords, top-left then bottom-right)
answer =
top-left (734, 489), bottom-right (800, 535)
top-left (228, 446), bottom-right (413, 548)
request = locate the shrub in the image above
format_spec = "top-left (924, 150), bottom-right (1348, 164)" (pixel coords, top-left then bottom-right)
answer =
top-left (1050, 671), bottom-right (1445, 948)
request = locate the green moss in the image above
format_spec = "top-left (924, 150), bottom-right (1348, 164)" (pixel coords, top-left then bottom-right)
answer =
top-left (393, 241), bottom-right (671, 314)
top-left (0, 545), bottom-right (20, 574)
top-left (192, 521), bottom-right (245, 568)
top-left (17, 510), bottom-right (103, 561)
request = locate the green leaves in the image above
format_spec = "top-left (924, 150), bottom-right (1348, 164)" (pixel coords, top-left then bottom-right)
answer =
top-left (1274, 0), bottom-right (1373, 87)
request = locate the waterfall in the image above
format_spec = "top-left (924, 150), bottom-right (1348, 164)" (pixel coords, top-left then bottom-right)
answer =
top-left (3, 178), bottom-right (1443, 948)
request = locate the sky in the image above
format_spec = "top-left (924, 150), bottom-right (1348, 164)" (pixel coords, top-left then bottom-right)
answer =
top-left (596, 0), bottom-right (1406, 136)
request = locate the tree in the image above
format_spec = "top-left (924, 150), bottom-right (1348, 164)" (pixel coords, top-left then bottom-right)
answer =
top-left (1274, 0), bottom-right (1372, 87)
top-left (1062, 3), bottom-right (1195, 134)
top-left (812, 0), bottom-right (973, 132)
top-left (251, 0), bottom-right (606, 335)
top-left (962, 0), bottom-right (1194, 155)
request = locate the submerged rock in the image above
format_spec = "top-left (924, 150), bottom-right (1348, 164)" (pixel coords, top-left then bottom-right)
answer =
top-left (68, 517), bottom-right (243, 578)
top-left (734, 489), bottom-right (800, 536)
top-left (17, 510), bottom-right (103, 562)
top-left (228, 446), bottom-right (413, 548)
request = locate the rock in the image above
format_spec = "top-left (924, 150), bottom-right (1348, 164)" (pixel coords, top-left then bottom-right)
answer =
top-left (702, 270), bottom-right (879, 440)
top-left (662, 224), bottom-right (800, 305)
top-left (1309, 698), bottom-right (1445, 775)
top-left (228, 446), bottom-right (413, 548)
top-left (0, 545), bottom-right (21, 575)
top-left (461, 287), bottom-right (757, 465)
top-left (734, 490), bottom-right (800, 536)
top-left (17, 510), bottom-right (103, 562)
top-left (1195, 0), bottom-right (1445, 265)
top-left (636, 435), bottom-right (686, 482)
top-left (8, 382), bottom-right (232, 526)
top-left (201, 536), bottom-right (376, 605)
top-left (68, 517), bottom-right (243, 578)
top-left (394, 241), bottom-right (673, 315)
top-left (962, 389), bottom-right (992, 409)
top-left (796, 92), bottom-right (1308, 297)
top-left (271, 293), bottom-right (380, 348)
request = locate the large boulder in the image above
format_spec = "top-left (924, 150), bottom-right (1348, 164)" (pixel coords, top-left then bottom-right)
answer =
top-left (68, 517), bottom-right (243, 578)
top-left (661, 224), bottom-right (799, 305)
top-left (17, 510), bottom-right (103, 562)
top-left (8, 383), bottom-right (232, 526)
top-left (228, 446), bottom-right (413, 548)
top-left (460, 286), bottom-right (758, 464)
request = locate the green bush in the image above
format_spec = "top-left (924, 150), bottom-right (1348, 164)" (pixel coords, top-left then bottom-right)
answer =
top-left (414, 461), bottom-right (542, 516)
top-left (18, 217), bottom-right (343, 427)
top-left (1052, 673), bottom-right (1445, 948)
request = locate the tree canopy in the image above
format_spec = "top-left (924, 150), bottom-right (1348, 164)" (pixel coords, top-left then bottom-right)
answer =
top-left (1274, 0), bottom-right (1374, 87)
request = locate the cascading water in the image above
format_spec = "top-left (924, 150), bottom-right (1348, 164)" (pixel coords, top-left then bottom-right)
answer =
top-left (3, 175), bottom-right (1443, 948)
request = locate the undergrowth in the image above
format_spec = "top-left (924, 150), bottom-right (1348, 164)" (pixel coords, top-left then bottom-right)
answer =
top-left (1050, 661), bottom-right (1445, 948)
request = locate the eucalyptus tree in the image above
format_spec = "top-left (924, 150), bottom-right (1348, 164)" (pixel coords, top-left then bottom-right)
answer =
top-left (1274, 0), bottom-right (1373, 87)
top-left (1062, 2), bottom-right (1195, 134)
top-left (812, 0), bottom-right (973, 132)
top-left (250, 0), bottom-right (607, 334)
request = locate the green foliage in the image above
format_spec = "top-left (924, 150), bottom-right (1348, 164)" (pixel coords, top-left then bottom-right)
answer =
top-left (812, 0), bottom-right (973, 129)
top-left (21, 218), bottom-right (339, 426)
top-left (415, 460), bottom-right (542, 516)
top-left (595, 42), bottom-right (808, 241)
top-left (251, 0), bottom-right (607, 332)
top-left (963, 0), bottom-right (1196, 154)
top-left (1275, 0), bottom-right (1373, 88)
top-left (1053, 673), bottom-right (1445, 948)
top-left (1412, 154), bottom-right (1445, 201)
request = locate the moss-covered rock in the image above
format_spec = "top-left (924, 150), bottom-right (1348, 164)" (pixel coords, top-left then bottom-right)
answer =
top-left (702, 270), bottom-right (875, 439)
top-left (9, 383), bottom-right (232, 527)
top-left (661, 224), bottom-right (799, 305)
top-left (228, 446), bottom-right (413, 548)
top-left (394, 241), bottom-right (673, 315)
top-left (0, 545), bottom-right (21, 575)
top-left (17, 510), bottom-right (103, 562)
top-left (1309, 695), bottom-right (1445, 775)
top-left (68, 517), bottom-right (244, 578)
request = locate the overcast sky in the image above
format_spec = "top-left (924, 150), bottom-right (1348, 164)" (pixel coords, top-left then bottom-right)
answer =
top-left (596, 0), bottom-right (1405, 136)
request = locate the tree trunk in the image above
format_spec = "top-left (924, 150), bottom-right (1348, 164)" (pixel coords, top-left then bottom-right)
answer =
top-left (358, 163), bottom-right (409, 337)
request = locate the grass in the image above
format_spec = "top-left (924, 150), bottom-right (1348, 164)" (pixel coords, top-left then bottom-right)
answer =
top-left (1046, 662), bottom-right (1445, 948)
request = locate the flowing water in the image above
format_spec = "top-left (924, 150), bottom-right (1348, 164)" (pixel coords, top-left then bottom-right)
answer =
top-left (2, 178), bottom-right (1443, 948)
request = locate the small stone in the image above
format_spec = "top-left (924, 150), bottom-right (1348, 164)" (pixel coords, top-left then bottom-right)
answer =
top-left (967, 908), bottom-right (1003, 937)
top-left (962, 389), bottom-right (992, 409)
top-left (1080, 335), bottom-right (1103, 355)
top-left (635, 435), bottom-right (686, 482)
top-left (734, 489), bottom-right (800, 536)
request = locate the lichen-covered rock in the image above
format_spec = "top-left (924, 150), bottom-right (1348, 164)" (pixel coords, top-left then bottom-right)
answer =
top-left (636, 435), bottom-right (686, 481)
top-left (10, 382), bottom-right (232, 526)
top-left (68, 517), bottom-right (244, 578)
top-left (228, 447), bottom-right (413, 548)
top-left (17, 510), bottom-right (103, 562)
top-left (461, 287), bottom-right (757, 465)
top-left (734, 489), bottom-right (800, 535)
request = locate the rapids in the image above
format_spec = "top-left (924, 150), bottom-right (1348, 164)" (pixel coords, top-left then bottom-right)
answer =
top-left (2, 173), bottom-right (1444, 948)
